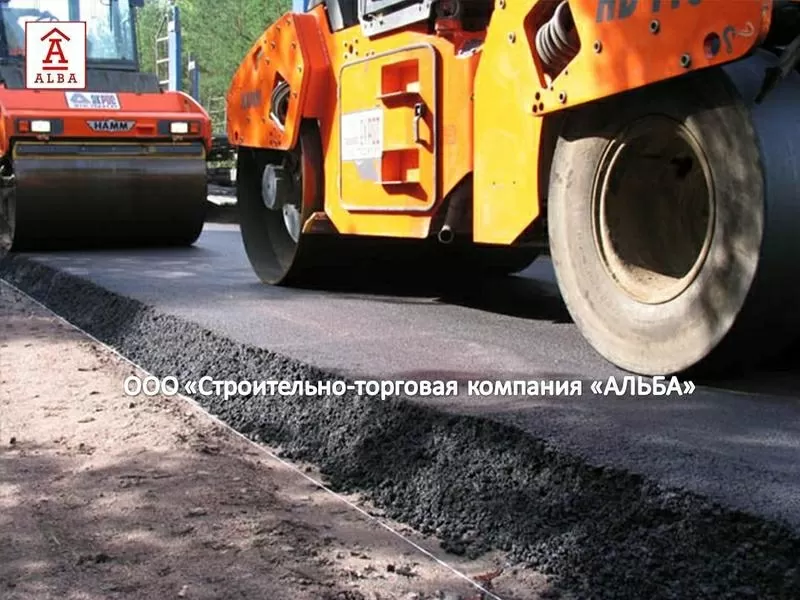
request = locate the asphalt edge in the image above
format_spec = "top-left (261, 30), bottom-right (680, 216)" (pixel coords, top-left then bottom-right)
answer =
top-left (2, 253), bottom-right (799, 600)
top-left (0, 277), bottom-right (506, 600)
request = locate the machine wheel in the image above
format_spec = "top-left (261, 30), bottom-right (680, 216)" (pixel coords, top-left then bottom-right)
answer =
top-left (237, 121), bottom-right (328, 285)
top-left (6, 148), bottom-right (207, 252)
top-left (547, 50), bottom-right (800, 375)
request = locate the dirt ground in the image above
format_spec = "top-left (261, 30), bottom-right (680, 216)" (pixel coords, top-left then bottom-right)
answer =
top-left (0, 281), bottom-right (549, 600)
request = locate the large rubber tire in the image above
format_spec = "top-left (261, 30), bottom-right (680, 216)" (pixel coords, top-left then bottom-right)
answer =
top-left (547, 50), bottom-right (800, 376)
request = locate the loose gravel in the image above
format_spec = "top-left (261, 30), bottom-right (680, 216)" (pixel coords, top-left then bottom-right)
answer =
top-left (2, 253), bottom-right (799, 600)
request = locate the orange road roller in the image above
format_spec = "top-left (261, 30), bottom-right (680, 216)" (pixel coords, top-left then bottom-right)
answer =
top-left (0, 0), bottom-right (212, 253)
top-left (226, 0), bottom-right (800, 376)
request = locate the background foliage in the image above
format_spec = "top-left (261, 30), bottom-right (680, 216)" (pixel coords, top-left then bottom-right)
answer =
top-left (135, 0), bottom-right (290, 130)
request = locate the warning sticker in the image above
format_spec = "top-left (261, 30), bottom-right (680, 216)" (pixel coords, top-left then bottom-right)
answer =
top-left (341, 108), bottom-right (383, 161)
top-left (65, 91), bottom-right (121, 110)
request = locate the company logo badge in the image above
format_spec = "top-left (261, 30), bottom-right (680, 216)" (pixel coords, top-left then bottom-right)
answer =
top-left (25, 21), bottom-right (87, 89)
top-left (66, 92), bottom-right (120, 110)
top-left (87, 120), bottom-right (136, 132)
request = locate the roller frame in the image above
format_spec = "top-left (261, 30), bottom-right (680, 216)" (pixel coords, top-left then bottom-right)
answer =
top-left (225, 0), bottom-right (800, 375)
top-left (228, 0), bottom-right (774, 246)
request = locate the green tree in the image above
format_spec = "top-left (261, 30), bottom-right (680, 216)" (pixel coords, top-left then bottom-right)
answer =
top-left (134, 0), bottom-right (168, 80)
top-left (135, 0), bottom-right (290, 132)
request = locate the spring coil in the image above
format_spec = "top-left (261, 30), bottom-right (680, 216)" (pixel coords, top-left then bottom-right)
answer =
top-left (535, 1), bottom-right (580, 73)
top-left (270, 80), bottom-right (290, 126)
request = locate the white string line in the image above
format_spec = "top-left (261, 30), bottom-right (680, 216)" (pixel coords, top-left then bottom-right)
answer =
top-left (1, 278), bottom-right (508, 600)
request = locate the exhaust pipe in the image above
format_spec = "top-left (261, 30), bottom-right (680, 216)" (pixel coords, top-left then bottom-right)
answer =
top-left (438, 225), bottom-right (455, 244)
top-left (437, 177), bottom-right (471, 244)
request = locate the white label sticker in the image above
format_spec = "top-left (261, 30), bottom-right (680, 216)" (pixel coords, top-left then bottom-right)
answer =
top-left (341, 108), bottom-right (383, 161)
top-left (65, 91), bottom-right (121, 110)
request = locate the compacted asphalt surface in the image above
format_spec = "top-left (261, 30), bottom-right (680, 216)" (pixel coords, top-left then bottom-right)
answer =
top-left (9, 224), bottom-right (800, 530)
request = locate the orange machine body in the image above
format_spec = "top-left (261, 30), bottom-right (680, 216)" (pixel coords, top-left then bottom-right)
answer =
top-left (0, 87), bottom-right (213, 156)
top-left (227, 0), bottom-right (770, 244)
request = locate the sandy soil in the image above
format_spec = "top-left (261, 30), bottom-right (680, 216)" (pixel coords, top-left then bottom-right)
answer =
top-left (0, 281), bottom-right (549, 600)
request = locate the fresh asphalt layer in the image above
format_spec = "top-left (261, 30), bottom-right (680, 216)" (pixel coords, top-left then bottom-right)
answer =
top-left (5, 223), bottom-right (800, 599)
top-left (6, 224), bottom-right (800, 533)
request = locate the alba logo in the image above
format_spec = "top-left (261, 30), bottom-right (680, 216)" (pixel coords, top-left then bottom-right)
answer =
top-left (25, 21), bottom-right (87, 90)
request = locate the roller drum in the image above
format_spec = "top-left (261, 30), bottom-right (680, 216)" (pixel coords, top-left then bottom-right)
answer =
top-left (10, 141), bottom-right (208, 250)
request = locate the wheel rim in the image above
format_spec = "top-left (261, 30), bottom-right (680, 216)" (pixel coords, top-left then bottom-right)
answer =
top-left (592, 116), bottom-right (715, 305)
top-left (280, 159), bottom-right (303, 243)
top-left (258, 150), bottom-right (305, 248)
top-left (282, 202), bottom-right (302, 242)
